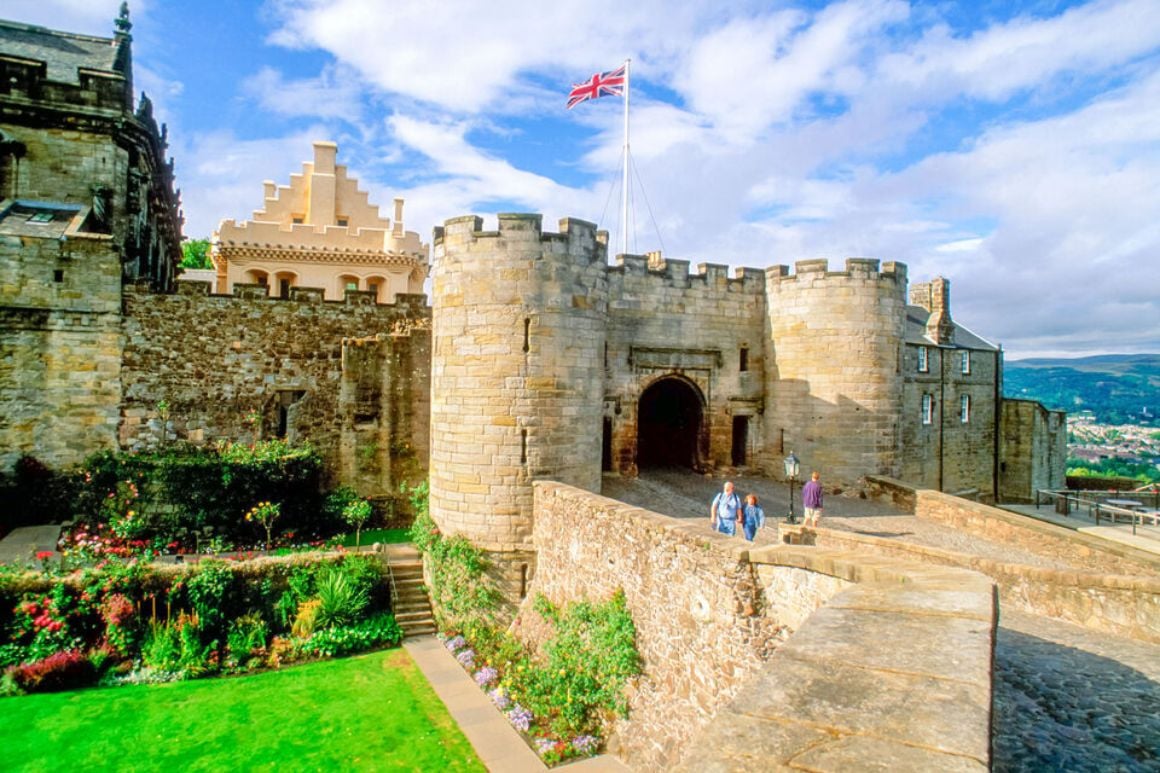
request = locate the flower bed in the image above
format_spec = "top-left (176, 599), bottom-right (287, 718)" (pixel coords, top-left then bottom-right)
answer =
top-left (0, 551), bottom-right (402, 697)
top-left (437, 591), bottom-right (641, 766)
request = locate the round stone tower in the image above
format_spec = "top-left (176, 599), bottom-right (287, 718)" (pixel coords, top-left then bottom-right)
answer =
top-left (430, 214), bottom-right (608, 605)
top-left (764, 258), bottom-right (907, 485)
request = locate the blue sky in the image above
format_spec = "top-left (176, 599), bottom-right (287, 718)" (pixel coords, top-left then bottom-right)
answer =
top-left (7, 0), bottom-right (1160, 359)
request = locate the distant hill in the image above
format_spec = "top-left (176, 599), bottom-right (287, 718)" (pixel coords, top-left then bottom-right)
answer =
top-left (1004, 354), bottom-right (1160, 425)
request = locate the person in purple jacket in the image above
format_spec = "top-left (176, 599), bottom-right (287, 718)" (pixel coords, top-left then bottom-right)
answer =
top-left (802, 471), bottom-right (823, 527)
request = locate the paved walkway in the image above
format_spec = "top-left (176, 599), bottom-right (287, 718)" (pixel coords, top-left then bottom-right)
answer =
top-left (403, 636), bottom-right (632, 772)
top-left (0, 524), bottom-right (61, 566)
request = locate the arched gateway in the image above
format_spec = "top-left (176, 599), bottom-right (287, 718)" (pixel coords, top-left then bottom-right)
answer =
top-left (636, 376), bottom-right (705, 469)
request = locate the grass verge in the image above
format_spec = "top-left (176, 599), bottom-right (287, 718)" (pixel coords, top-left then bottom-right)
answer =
top-left (0, 649), bottom-right (483, 772)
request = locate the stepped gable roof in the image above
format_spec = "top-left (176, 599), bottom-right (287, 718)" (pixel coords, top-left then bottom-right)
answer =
top-left (905, 305), bottom-right (998, 351)
top-left (0, 19), bottom-right (121, 84)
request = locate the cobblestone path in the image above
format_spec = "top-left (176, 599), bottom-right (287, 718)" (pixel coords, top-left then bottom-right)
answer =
top-left (994, 610), bottom-right (1160, 772)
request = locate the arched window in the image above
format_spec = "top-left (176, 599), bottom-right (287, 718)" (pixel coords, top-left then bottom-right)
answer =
top-left (274, 271), bottom-right (297, 299)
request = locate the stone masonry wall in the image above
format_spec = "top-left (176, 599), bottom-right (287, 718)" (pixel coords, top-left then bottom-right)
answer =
top-left (430, 216), bottom-right (608, 557)
top-left (915, 489), bottom-right (1159, 576)
top-left (526, 482), bottom-right (788, 770)
top-left (0, 233), bottom-right (123, 469)
top-left (120, 283), bottom-right (430, 493)
top-left (1000, 398), bottom-right (1067, 502)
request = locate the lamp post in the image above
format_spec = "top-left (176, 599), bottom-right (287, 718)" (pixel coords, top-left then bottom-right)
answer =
top-left (784, 451), bottom-right (800, 524)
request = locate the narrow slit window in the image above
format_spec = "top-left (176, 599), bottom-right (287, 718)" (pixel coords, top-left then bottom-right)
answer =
top-left (960, 351), bottom-right (971, 375)
top-left (739, 346), bottom-right (749, 372)
top-left (917, 346), bottom-right (929, 373)
top-left (960, 394), bottom-right (971, 424)
top-left (520, 429), bottom-right (528, 465)
top-left (922, 394), bottom-right (934, 425)
top-left (523, 318), bottom-right (530, 353)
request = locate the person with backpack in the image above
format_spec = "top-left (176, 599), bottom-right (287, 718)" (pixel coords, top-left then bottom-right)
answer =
top-left (710, 480), bottom-right (742, 536)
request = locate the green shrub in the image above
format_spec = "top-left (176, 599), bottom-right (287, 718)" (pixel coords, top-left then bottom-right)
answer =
top-left (183, 561), bottom-right (234, 635)
top-left (314, 569), bottom-right (369, 630)
top-left (226, 613), bottom-right (269, 665)
top-left (297, 613), bottom-right (402, 657)
top-left (141, 620), bottom-right (181, 671)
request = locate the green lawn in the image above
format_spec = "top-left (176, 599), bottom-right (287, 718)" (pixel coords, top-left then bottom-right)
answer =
top-left (0, 649), bottom-right (483, 772)
top-left (336, 528), bottom-right (412, 547)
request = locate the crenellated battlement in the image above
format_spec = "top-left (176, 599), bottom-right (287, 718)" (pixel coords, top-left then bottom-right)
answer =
top-left (766, 257), bottom-right (907, 285)
top-left (609, 253), bottom-right (766, 295)
top-left (434, 213), bottom-right (607, 266)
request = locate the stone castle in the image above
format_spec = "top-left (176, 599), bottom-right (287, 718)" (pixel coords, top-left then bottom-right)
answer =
top-left (1, 13), bottom-right (1064, 514)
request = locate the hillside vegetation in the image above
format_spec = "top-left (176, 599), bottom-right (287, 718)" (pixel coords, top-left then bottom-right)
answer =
top-left (1004, 354), bottom-right (1159, 426)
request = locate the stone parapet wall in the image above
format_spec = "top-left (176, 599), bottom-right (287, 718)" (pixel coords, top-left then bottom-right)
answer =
top-left (528, 482), bottom-right (787, 769)
top-left (915, 489), bottom-right (1159, 576)
top-left (679, 546), bottom-right (996, 772)
top-left (789, 524), bottom-right (1160, 643)
top-left (529, 481), bottom-right (996, 771)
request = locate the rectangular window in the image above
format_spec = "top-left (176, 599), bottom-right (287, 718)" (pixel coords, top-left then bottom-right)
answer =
top-left (292, 216), bottom-right (304, 225)
top-left (960, 351), bottom-right (971, 375)
top-left (960, 394), bottom-right (971, 423)
top-left (279, 279), bottom-right (291, 299)
top-left (345, 281), bottom-right (358, 291)
top-left (739, 346), bottom-right (749, 372)
top-left (917, 346), bottom-right (929, 373)
top-left (337, 217), bottom-right (349, 227)
top-left (922, 394), bottom-right (933, 425)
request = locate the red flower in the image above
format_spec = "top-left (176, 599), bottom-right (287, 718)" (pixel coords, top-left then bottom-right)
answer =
top-left (36, 550), bottom-right (54, 561)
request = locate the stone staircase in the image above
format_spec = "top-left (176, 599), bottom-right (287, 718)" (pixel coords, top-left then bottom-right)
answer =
top-left (385, 545), bottom-right (436, 638)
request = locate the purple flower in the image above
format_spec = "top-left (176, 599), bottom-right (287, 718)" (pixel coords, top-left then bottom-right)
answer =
top-left (445, 635), bottom-right (466, 652)
top-left (506, 704), bottom-right (533, 733)
top-left (489, 688), bottom-right (511, 710)
top-left (456, 648), bottom-right (475, 668)
top-left (534, 738), bottom-right (557, 756)
top-left (474, 666), bottom-right (498, 687)
top-left (572, 735), bottom-right (599, 754)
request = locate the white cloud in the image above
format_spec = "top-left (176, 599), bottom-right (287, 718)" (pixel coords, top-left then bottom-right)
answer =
top-left (241, 65), bottom-right (364, 120)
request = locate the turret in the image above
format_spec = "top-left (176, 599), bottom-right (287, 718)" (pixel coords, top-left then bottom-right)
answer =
top-left (764, 258), bottom-right (907, 484)
top-left (429, 214), bottom-right (608, 609)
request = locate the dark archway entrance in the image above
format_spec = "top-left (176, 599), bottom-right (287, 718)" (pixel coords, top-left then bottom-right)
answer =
top-left (637, 377), bottom-right (703, 469)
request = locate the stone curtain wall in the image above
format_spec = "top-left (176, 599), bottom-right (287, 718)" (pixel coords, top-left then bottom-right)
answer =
top-left (527, 482), bottom-right (788, 770)
top-left (530, 482), bottom-right (997, 771)
top-left (603, 258), bottom-right (766, 472)
top-left (763, 259), bottom-right (908, 485)
top-left (120, 283), bottom-right (430, 493)
top-left (0, 233), bottom-right (123, 469)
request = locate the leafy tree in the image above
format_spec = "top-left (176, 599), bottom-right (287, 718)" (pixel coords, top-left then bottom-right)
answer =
top-left (180, 238), bottom-right (212, 269)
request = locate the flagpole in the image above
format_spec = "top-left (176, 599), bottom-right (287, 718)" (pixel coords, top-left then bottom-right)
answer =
top-left (621, 58), bottom-right (630, 257)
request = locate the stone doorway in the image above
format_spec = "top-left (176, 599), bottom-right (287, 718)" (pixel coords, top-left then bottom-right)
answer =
top-left (636, 377), bottom-right (704, 469)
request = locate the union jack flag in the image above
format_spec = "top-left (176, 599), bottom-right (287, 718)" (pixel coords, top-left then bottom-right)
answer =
top-left (566, 64), bottom-right (626, 109)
